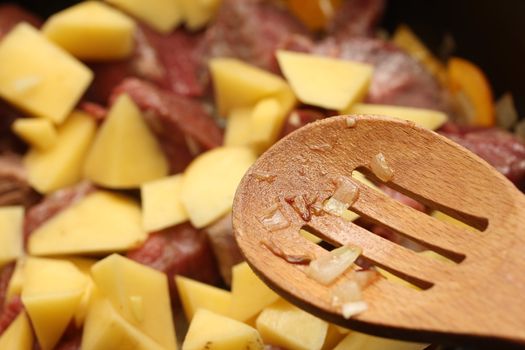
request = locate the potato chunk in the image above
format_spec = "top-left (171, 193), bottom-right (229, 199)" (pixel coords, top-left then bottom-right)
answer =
top-left (0, 206), bottom-right (23, 268)
top-left (175, 275), bottom-right (232, 321)
top-left (42, 1), bottom-right (136, 61)
top-left (21, 258), bottom-right (87, 350)
top-left (183, 309), bottom-right (264, 350)
top-left (332, 331), bottom-right (427, 350)
top-left (28, 191), bottom-right (146, 255)
top-left (105, 0), bottom-right (183, 33)
top-left (6, 257), bottom-right (25, 303)
top-left (0, 23), bottom-right (92, 124)
top-left (180, 147), bottom-right (256, 228)
top-left (229, 262), bottom-right (279, 322)
top-left (82, 296), bottom-right (164, 350)
top-left (277, 50), bottom-right (373, 110)
top-left (91, 254), bottom-right (177, 350)
top-left (224, 108), bottom-right (252, 148)
top-left (25, 111), bottom-right (96, 194)
top-left (345, 103), bottom-right (447, 130)
top-left (12, 118), bottom-right (57, 150)
top-left (249, 97), bottom-right (289, 153)
top-left (83, 94), bottom-right (168, 189)
top-left (0, 311), bottom-right (33, 350)
top-left (180, 0), bottom-right (221, 30)
top-left (141, 174), bottom-right (188, 232)
top-left (210, 58), bottom-right (295, 116)
top-left (256, 299), bottom-right (328, 350)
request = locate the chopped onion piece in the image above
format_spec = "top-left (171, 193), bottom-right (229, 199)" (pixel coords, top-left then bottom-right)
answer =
top-left (331, 280), bottom-right (362, 307)
top-left (288, 112), bottom-right (301, 127)
top-left (370, 152), bottom-right (394, 182)
top-left (496, 93), bottom-right (518, 129)
top-left (261, 238), bottom-right (313, 264)
top-left (259, 203), bottom-right (290, 231)
top-left (354, 269), bottom-right (380, 289)
top-left (307, 245), bottom-right (362, 285)
top-left (515, 119), bottom-right (525, 142)
top-left (308, 143), bottom-right (333, 151)
top-left (251, 171), bottom-right (277, 183)
top-left (323, 197), bottom-right (347, 217)
top-left (285, 194), bottom-right (311, 221)
top-left (332, 176), bottom-right (359, 205)
top-left (345, 116), bottom-right (357, 128)
top-left (341, 301), bottom-right (368, 319)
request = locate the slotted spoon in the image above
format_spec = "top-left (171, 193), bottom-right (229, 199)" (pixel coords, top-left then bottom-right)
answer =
top-left (232, 115), bottom-right (525, 348)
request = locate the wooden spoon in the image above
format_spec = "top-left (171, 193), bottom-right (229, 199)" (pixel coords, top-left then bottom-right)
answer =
top-left (232, 115), bottom-right (525, 348)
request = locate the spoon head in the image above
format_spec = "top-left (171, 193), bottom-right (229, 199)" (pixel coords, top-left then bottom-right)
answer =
top-left (233, 115), bottom-right (525, 346)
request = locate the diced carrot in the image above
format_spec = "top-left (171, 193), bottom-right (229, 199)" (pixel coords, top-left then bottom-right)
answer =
top-left (447, 57), bottom-right (495, 127)
top-left (392, 24), bottom-right (448, 86)
top-left (287, 0), bottom-right (343, 31)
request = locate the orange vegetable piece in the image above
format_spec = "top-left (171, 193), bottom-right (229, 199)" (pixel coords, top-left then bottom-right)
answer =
top-left (287, 0), bottom-right (343, 31)
top-left (447, 57), bottom-right (495, 127)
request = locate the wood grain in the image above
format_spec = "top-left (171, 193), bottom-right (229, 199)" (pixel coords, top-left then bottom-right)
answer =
top-left (232, 115), bottom-right (525, 348)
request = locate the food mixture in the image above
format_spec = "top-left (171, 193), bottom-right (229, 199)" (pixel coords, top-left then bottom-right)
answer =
top-left (0, 0), bottom-right (523, 349)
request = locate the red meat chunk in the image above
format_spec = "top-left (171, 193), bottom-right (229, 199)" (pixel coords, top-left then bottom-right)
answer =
top-left (0, 262), bottom-right (15, 316)
top-left (0, 295), bottom-right (22, 336)
top-left (78, 101), bottom-right (107, 121)
top-left (52, 323), bottom-right (83, 350)
top-left (0, 4), bottom-right (42, 39)
top-left (88, 23), bottom-right (206, 103)
top-left (439, 123), bottom-right (525, 189)
top-left (200, 0), bottom-right (309, 73)
top-left (127, 222), bottom-right (221, 300)
top-left (0, 153), bottom-right (39, 208)
top-left (111, 78), bottom-right (223, 173)
top-left (204, 213), bottom-right (244, 286)
top-left (326, 0), bottom-right (385, 39)
top-left (316, 37), bottom-right (449, 111)
top-left (139, 24), bottom-right (207, 97)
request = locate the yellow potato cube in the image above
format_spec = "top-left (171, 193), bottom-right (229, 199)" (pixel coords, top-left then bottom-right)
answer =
top-left (105, 0), bottom-right (183, 33)
top-left (141, 174), bottom-right (188, 232)
top-left (180, 146), bottom-right (256, 228)
top-left (91, 254), bottom-right (177, 350)
top-left (256, 299), bottom-right (328, 350)
top-left (6, 257), bottom-right (25, 303)
top-left (0, 311), bottom-right (33, 350)
top-left (66, 257), bottom-right (97, 327)
top-left (229, 262), bottom-right (280, 322)
top-left (83, 94), bottom-right (168, 189)
top-left (12, 118), bottom-right (57, 150)
top-left (183, 309), bottom-right (264, 350)
top-left (210, 58), bottom-right (296, 116)
top-left (180, 0), bottom-right (221, 30)
top-left (28, 191), bottom-right (146, 255)
top-left (300, 228), bottom-right (322, 244)
top-left (322, 324), bottom-right (348, 350)
top-left (0, 206), bottom-right (23, 268)
top-left (224, 108), bottom-right (253, 148)
top-left (249, 97), bottom-right (289, 153)
top-left (25, 111), bottom-right (96, 194)
top-left (345, 103), bottom-right (447, 130)
top-left (277, 50), bottom-right (373, 110)
top-left (175, 275), bottom-right (232, 321)
top-left (431, 210), bottom-right (476, 231)
top-left (0, 23), bottom-right (92, 124)
top-left (333, 331), bottom-right (427, 350)
top-left (82, 296), bottom-right (164, 350)
top-left (42, 1), bottom-right (136, 61)
top-left (21, 257), bottom-right (87, 350)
